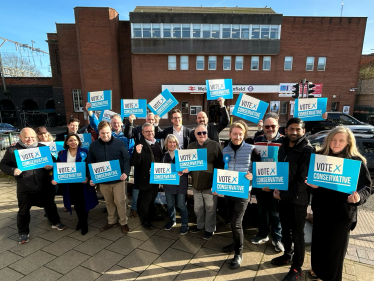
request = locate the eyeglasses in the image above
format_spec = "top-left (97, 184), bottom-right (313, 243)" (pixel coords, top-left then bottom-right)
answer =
top-left (143, 131), bottom-right (154, 134)
top-left (264, 125), bottom-right (277, 129)
top-left (197, 131), bottom-right (207, 136)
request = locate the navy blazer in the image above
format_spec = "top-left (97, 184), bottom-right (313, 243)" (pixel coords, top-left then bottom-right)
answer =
top-left (154, 126), bottom-right (191, 149)
top-left (56, 147), bottom-right (98, 213)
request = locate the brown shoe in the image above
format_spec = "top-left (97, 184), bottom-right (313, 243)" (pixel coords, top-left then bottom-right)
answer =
top-left (121, 224), bottom-right (130, 234)
top-left (130, 209), bottom-right (138, 218)
top-left (100, 223), bottom-right (118, 231)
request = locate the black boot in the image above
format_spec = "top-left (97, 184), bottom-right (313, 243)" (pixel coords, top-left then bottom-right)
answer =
top-left (76, 221), bottom-right (82, 231)
top-left (81, 224), bottom-right (88, 235)
top-left (230, 254), bottom-right (242, 269)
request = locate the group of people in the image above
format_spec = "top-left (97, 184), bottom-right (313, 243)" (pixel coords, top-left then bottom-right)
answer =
top-left (0, 96), bottom-right (372, 281)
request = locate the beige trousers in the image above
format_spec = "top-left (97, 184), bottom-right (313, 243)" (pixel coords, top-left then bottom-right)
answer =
top-left (99, 181), bottom-right (127, 226)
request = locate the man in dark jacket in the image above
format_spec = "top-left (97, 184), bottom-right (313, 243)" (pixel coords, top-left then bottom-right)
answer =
top-left (124, 113), bottom-right (162, 144)
top-left (131, 123), bottom-right (164, 230)
top-left (189, 97), bottom-right (229, 143)
top-left (87, 121), bottom-right (131, 234)
top-left (0, 128), bottom-right (66, 245)
top-left (271, 118), bottom-right (315, 281)
top-left (55, 118), bottom-right (79, 141)
top-left (188, 124), bottom-right (224, 240)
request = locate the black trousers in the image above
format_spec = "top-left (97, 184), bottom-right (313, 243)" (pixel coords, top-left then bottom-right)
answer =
top-left (138, 188), bottom-right (159, 223)
top-left (225, 196), bottom-right (249, 255)
top-left (17, 192), bottom-right (60, 235)
top-left (278, 201), bottom-right (307, 271)
top-left (68, 183), bottom-right (88, 227)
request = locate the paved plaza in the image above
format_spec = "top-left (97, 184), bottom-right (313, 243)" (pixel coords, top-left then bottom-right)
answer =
top-left (0, 177), bottom-right (374, 281)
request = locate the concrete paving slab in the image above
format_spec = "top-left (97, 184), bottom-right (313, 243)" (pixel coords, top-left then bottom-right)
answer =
top-left (126, 224), bottom-right (159, 241)
top-left (88, 216), bottom-right (108, 229)
top-left (0, 226), bottom-right (18, 240)
top-left (0, 250), bottom-right (22, 270)
top-left (175, 263), bottom-right (217, 280)
top-left (45, 249), bottom-right (90, 274)
top-left (67, 226), bottom-right (101, 241)
top-left (127, 216), bottom-right (142, 229)
top-left (136, 264), bottom-right (179, 280)
top-left (0, 267), bottom-right (24, 281)
top-left (8, 250), bottom-right (56, 275)
top-left (96, 224), bottom-right (127, 241)
top-left (0, 217), bottom-right (17, 229)
top-left (0, 237), bottom-right (19, 254)
top-left (215, 263), bottom-right (256, 281)
top-left (9, 237), bottom-right (51, 257)
top-left (81, 249), bottom-right (124, 274)
top-left (95, 265), bottom-right (140, 281)
top-left (58, 265), bottom-right (101, 281)
top-left (154, 227), bottom-right (182, 240)
top-left (117, 248), bottom-right (159, 273)
top-left (190, 247), bottom-right (229, 272)
top-left (154, 248), bottom-right (194, 271)
top-left (37, 227), bottom-right (75, 242)
top-left (74, 236), bottom-right (112, 256)
top-left (226, 248), bottom-right (263, 271)
top-left (17, 266), bottom-right (62, 281)
top-left (105, 235), bottom-right (144, 256)
top-left (138, 235), bottom-right (175, 255)
top-left (42, 236), bottom-right (82, 256)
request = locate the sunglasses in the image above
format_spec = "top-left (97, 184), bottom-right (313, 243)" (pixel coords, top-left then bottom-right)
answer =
top-left (264, 125), bottom-right (277, 129)
top-left (197, 131), bottom-right (207, 136)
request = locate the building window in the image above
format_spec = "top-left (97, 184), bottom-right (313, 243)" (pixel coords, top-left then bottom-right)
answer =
top-left (223, 56), bottom-right (231, 70)
top-left (241, 25), bottom-right (249, 39)
top-left (72, 89), bottom-right (83, 112)
top-left (252, 25), bottom-right (260, 39)
top-left (232, 25), bottom-right (240, 39)
top-left (196, 56), bottom-right (204, 70)
top-left (222, 24), bottom-right (231, 38)
top-left (211, 24), bottom-right (220, 38)
top-left (182, 24), bottom-right (190, 38)
top-left (190, 106), bottom-right (202, 115)
top-left (202, 24), bottom-right (210, 38)
top-left (306, 57), bottom-right (315, 71)
top-left (172, 24), bottom-right (181, 38)
top-left (180, 56), bottom-right (188, 70)
top-left (168, 55), bottom-right (177, 70)
top-left (163, 24), bottom-right (171, 38)
top-left (193, 24), bottom-right (201, 38)
top-left (318, 57), bottom-right (326, 71)
top-left (208, 56), bottom-right (216, 70)
top-left (261, 25), bottom-right (270, 38)
top-left (235, 56), bottom-right (243, 70)
top-left (263, 56), bottom-right (271, 70)
top-left (270, 25), bottom-right (279, 39)
top-left (280, 101), bottom-right (288, 114)
top-left (152, 24), bottom-right (161, 38)
top-left (251, 56), bottom-right (259, 70)
top-left (142, 24), bottom-right (151, 38)
top-left (284, 56), bottom-right (293, 70)
top-left (331, 101), bottom-right (339, 112)
top-left (181, 101), bottom-right (189, 114)
top-left (133, 24), bottom-right (141, 38)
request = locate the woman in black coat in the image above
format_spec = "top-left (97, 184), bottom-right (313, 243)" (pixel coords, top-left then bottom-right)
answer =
top-left (162, 134), bottom-right (189, 235)
top-left (306, 126), bottom-right (372, 281)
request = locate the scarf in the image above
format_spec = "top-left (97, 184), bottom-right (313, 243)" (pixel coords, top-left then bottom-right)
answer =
top-left (18, 139), bottom-right (38, 149)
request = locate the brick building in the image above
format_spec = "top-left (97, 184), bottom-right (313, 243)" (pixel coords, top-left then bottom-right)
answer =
top-left (48, 6), bottom-right (366, 125)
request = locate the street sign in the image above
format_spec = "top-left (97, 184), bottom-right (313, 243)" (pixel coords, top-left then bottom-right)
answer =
top-left (279, 83), bottom-right (323, 97)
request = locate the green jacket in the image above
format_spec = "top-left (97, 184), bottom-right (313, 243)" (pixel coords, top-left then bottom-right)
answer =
top-left (187, 138), bottom-right (224, 191)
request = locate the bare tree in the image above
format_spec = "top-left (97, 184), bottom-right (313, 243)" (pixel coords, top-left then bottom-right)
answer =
top-left (1, 52), bottom-right (43, 77)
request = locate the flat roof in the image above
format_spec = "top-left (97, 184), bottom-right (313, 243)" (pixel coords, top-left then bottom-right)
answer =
top-left (133, 6), bottom-right (277, 14)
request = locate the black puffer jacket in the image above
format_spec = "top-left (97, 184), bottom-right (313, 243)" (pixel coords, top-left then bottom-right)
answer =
top-left (162, 151), bottom-right (188, 194)
top-left (0, 143), bottom-right (54, 194)
top-left (131, 138), bottom-right (163, 191)
top-left (278, 135), bottom-right (315, 205)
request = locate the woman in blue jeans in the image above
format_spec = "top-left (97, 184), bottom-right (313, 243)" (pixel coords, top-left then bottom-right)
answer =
top-left (162, 134), bottom-right (189, 235)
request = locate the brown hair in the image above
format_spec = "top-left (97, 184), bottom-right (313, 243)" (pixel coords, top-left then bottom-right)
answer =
top-left (63, 133), bottom-right (82, 149)
top-left (68, 118), bottom-right (80, 124)
top-left (169, 108), bottom-right (182, 119)
top-left (98, 121), bottom-right (111, 132)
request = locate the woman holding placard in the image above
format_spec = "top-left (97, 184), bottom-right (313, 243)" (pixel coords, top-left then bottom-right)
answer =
top-left (306, 126), bottom-right (372, 281)
top-left (51, 133), bottom-right (98, 235)
top-left (162, 134), bottom-right (189, 235)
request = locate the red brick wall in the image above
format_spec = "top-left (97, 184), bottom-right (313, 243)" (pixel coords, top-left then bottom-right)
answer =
top-left (361, 54), bottom-right (374, 66)
top-left (0, 77), bottom-right (52, 86)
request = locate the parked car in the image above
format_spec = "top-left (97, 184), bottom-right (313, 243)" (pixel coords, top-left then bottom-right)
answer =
top-left (310, 112), bottom-right (374, 135)
top-left (308, 132), bottom-right (374, 172)
top-left (0, 123), bottom-right (19, 133)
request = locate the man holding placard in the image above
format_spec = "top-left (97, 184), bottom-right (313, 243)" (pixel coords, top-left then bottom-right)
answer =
top-left (252, 112), bottom-right (284, 252)
top-left (56, 117), bottom-right (80, 141)
top-left (131, 123), bottom-right (164, 230)
top-left (189, 97), bottom-right (229, 143)
top-left (219, 122), bottom-right (261, 269)
top-left (271, 118), bottom-right (314, 281)
top-left (87, 121), bottom-right (131, 234)
top-left (0, 128), bottom-right (66, 244)
top-left (187, 124), bottom-right (223, 240)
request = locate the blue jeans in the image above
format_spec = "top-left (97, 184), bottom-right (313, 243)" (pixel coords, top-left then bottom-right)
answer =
top-left (165, 193), bottom-right (188, 226)
top-left (131, 188), bottom-right (139, 211)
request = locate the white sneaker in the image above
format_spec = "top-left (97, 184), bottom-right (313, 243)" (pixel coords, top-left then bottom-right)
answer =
top-left (272, 240), bottom-right (285, 252)
top-left (251, 235), bottom-right (269, 244)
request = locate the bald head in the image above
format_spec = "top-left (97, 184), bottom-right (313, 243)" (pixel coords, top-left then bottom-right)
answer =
top-left (20, 128), bottom-right (37, 145)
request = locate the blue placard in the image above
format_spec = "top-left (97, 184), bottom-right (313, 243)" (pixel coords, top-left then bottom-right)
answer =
top-left (212, 169), bottom-right (251, 199)
top-left (255, 145), bottom-right (279, 162)
top-left (121, 99), bottom-right (147, 119)
top-left (206, 79), bottom-right (233, 100)
top-left (175, 149), bottom-right (208, 172)
top-left (87, 90), bottom-right (112, 111)
top-left (150, 163), bottom-right (180, 185)
top-left (78, 134), bottom-right (92, 150)
top-left (307, 154), bottom-right (361, 194)
top-left (232, 93), bottom-right (269, 123)
top-left (294, 97), bottom-right (327, 121)
top-left (99, 110), bottom-right (119, 122)
top-left (88, 159), bottom-right (121, 184)
top-left (15, 146), bottom-right (53, 171)
top-left (147, 89), bottom-right (178, 117)
top-left (252, 162), bottom-right (289, 190)
top-left (53, 162), bottom-right (86, 183)
top-left (40, 141), bottom-right (65, 158)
